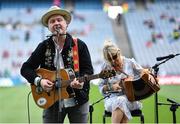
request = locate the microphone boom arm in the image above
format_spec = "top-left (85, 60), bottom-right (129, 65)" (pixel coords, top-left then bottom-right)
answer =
top-left (152, 56), bottom-right (177, 71)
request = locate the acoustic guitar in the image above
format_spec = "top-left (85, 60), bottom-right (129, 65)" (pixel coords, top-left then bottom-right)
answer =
top-left (31, 68), bottom-right (116, 109)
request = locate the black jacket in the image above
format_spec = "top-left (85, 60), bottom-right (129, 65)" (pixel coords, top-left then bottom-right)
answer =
top-left (21, 33), bottom-right (94, 105)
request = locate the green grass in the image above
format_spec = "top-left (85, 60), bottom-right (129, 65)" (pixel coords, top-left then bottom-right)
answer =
top-left (0, 86), bottom-right (42, 123)
top-left (0, 84), bottom-right (180, 123)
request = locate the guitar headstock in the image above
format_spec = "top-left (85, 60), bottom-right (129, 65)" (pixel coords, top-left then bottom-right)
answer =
top-left (99, 69), bottom-right (116, 79)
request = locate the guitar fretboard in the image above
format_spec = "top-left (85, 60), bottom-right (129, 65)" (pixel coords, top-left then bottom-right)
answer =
top-left (78, 74), bottom-right (100, 82)
top-left (61, 74), bottom-right (100, 87)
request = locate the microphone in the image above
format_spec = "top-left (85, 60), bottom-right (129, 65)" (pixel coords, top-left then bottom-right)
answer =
top-left (156, 53), bottom-right (180, 61)
top-left (55, 26), bottom-right (61, 33)
top-left (54, 26), bottom-right (66, 36)
top-left (167, 98), bottom-right (179, 105)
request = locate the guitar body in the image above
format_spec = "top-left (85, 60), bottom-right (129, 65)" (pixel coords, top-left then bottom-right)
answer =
top-left (31, 68), bottom-right (75, 109)
top-left (30, 68), bottom-right (116, 109)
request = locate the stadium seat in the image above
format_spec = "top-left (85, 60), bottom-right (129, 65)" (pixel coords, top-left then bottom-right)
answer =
top-left (103, 109), bottom-right (144, 124)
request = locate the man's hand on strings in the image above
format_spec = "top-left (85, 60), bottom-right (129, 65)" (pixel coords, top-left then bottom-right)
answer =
top-left (40, 79), bottom-right (54, 92)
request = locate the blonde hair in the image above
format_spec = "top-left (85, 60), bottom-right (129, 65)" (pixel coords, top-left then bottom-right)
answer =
top-left (103, 40), bottom-right (121, 62)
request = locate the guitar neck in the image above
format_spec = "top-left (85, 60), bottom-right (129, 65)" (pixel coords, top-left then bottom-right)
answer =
top-left (62, 74), bottom-right (100, 86)
top-left (78, 74), bottom-right (100, 82)
top-left (61, 69), bottom-right (115, 87)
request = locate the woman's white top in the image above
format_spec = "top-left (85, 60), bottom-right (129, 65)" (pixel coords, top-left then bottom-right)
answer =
top-left (99, 56), bottom-right (143, 120)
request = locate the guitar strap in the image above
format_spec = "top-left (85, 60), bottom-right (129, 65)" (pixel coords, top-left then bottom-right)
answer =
top-left (72, 37), bottom-right (79, 74)
top-left (64, 37), bottom-right (79, 103)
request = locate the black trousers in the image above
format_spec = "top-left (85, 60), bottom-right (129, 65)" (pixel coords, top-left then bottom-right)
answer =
top-left (43, 101), bottom-right (89, 123)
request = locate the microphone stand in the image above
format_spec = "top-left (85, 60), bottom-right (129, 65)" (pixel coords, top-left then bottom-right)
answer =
top-left (153, 58), bottom-right (171, 124)
top-left (89, 93), bottom-right (111, 124)
top-left (158, 99), bottom-right (180, 124)
top-left (152, 57), bottom-right (178, 124)
top-left (54, 32), bottom-right (63, 121)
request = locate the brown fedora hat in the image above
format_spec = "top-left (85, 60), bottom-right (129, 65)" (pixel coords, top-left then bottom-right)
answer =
top-left (41, 6), bottom-right (71, 27)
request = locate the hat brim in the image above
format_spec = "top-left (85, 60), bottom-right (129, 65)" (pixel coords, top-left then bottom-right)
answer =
top-left (41, 9), bottom-right (71, 27)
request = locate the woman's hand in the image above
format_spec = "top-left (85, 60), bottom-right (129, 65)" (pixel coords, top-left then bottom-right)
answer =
top-left (112, 82), bottom-right (122, 91)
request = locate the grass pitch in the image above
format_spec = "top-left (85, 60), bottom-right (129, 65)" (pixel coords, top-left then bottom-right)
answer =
top-left (0, 84), bottom-right (179, 123)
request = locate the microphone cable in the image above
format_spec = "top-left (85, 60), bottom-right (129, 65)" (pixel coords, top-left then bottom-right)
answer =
top-left (27, 91), bottom-right (32, 124)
